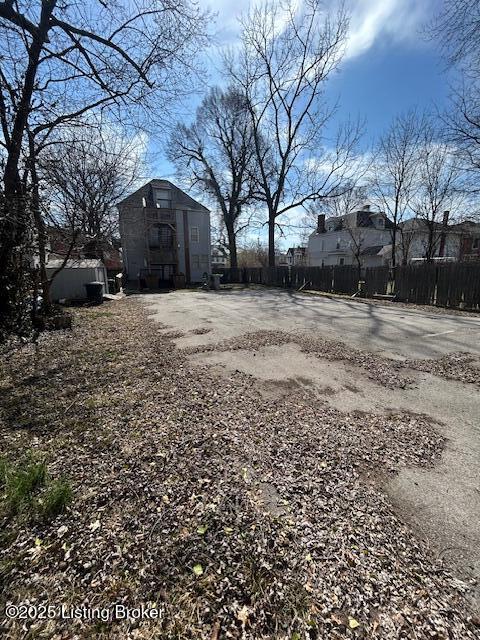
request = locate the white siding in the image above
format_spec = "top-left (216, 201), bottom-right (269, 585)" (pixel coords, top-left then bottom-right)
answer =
top-left (308, 228), bottom-right (391, 267)
top-left (47, 266), bottom-right (108, 300)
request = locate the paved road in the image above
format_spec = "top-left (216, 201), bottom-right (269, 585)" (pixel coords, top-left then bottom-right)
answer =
top-left (144, 288), bottom-right (480, 609)
top-left (145, 288), bottom-right (480, 360)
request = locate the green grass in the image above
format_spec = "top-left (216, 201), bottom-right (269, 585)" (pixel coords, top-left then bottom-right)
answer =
top-left (0, 454), bottom-right (72, 521)
top-left (0, 457), bottom-right (7, 487)
top-left (4, 458), bottom-right (46, 515)
top-left (38, 479), bottom-right (72, 519)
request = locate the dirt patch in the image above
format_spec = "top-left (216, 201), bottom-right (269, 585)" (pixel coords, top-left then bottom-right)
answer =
top-left (185, 330), bottom-right (415, 389)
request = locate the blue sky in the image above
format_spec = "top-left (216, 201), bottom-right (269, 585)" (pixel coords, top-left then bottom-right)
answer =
top-left (151, 0), bottom-right (457, 245)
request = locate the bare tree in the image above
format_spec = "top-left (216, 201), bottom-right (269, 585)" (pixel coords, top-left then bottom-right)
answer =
top-left (33, 125), bottom-right (145, 309)
top-left (325, 187), bottom-right (370, 276)
top-left (320, 184), bottom-right (368, 219)
top-left (298, 183), bottom-right (367, 245)
top-left (226, 0), bottom-right (362, 266)
top-left (428, 0), bottom-right (480, 76)
top-left (440, 82), bottom-right (480, 198)
top-left (41, 126), bottom-right (144, 239)
top-left (237, 239), bottom-right (269, 268)
top-left (343, 216), bottom-right (366, 277)
top-left (168, 86), bottom-right (257, 268)
top-left (370, 110), bottom-right (424, 267)
top-left (397, 222), bottom-right (417, 266)
top-left (0, 0), bottom-right (210, 341)
top-left (429, 2), bottom-right (480, 194)
top-left (411, 122), bottom-right (463, 261)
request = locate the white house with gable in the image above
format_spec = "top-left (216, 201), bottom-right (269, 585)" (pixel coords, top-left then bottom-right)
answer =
top-left (307, 205), bottom-right (393, 268)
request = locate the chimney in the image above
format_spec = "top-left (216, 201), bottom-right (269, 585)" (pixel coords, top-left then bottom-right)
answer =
top-left (362, 204), bottom-right (371, 212)
top-left (317, 214), bottom-right (326, 233)
top-left (442, 210), bottom-right (450, 226)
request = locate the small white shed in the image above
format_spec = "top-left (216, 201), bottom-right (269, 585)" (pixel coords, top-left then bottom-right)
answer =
top-left (46, 259), bottom-right (108, 301)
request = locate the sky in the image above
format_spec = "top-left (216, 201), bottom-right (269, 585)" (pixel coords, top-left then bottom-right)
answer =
top-left (151, 0), bottom-right (457, 246)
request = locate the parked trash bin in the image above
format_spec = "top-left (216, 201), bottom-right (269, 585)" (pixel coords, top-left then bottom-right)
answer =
top-left (210, 274), bottom-right (221, 291)
top-left (84, 281), bottom-right (104, 304)
top-left (107, 278), bottom-right (116, 294)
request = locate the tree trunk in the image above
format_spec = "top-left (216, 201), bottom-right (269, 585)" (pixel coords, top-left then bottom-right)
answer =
top-left (0, 1), bottom-right (56, 340)
top-left (356, 258), bottom-right (362, 281)
top-left (391, 226), bottom-right (397, 268)
top-left (268, 215), bottom-right (275, 267)
top-left (28, 131), bottom-right (54, 315)
top-left (426, 223), bottom-right (435, 262)
top-left (226, 222), bottom-right (238, 269)
top-left (32, 197), bottom-right (53, 314)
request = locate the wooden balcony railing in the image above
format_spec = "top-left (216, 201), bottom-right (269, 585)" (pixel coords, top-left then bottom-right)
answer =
top-left (148, 248), bottom-right (176, 264)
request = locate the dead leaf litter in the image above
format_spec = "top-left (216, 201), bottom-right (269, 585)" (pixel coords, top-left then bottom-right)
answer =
top-left (0, 298), bottom-right (477, 639)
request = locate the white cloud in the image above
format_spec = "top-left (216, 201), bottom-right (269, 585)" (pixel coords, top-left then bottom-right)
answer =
top-left (205, 0), bottom-right (432, 60)
top-left (204, 0), bottom-right (248, 46)
top-left (344, 0), bottom-right (431, 61)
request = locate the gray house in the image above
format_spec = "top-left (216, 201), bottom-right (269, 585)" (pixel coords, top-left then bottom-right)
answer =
top-left (118, 179), bottom-right (211, 287)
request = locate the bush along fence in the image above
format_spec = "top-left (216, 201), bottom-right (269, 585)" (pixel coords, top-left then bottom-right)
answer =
top-left (215, 263), bottom-right (480, 310)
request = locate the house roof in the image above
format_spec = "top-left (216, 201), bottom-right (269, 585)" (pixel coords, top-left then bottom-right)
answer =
top-left (117, 179), bottom-right (210, 213)
top-left (324, 209), bottom-right (394, 232)
top-left (211, 245), bottom-right (228, 256)
top-left (400, 217), bottom-right (480, 234)
top-left (360, 245), bottom-right (385, 256)
top-left (356, 210), bottom-right (395, 229)
top-left (287, 246), bottom-right (306, 255)
top-left (46, 259), bottom-right (105, 269)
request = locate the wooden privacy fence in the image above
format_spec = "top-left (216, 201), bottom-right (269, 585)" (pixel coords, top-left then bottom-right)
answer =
top-left (396, 263), bottom-right (480, 308)
top-left (215, 263), bottom-right (480, 310)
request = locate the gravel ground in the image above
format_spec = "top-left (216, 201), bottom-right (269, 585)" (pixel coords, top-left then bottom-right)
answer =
top-left (0, 299), bottom-right (478, 639)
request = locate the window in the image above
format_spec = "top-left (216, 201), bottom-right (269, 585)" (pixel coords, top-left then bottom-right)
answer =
top-left (154, 188), bottom-right (171, 208)
top-left (192, 255), bottom-right (200, 268)
top-left (149, 224), bottom-right (173, 248)
top-left (200, 254), bottom-right (209, 265)
top-left (190, 226), bottom-right (199, 242)
top-left (158, 225), bottom-right (173, 248)
top-left (339, 257), bottom-right (345, 266)
top-left (473, 238), bottom-right (479, 249)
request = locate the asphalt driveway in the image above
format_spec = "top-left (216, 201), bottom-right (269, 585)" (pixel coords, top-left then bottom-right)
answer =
top-left (145, 287), bottom-right (480, 360)
top-left (144, 288), bottom-right (480, 610)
